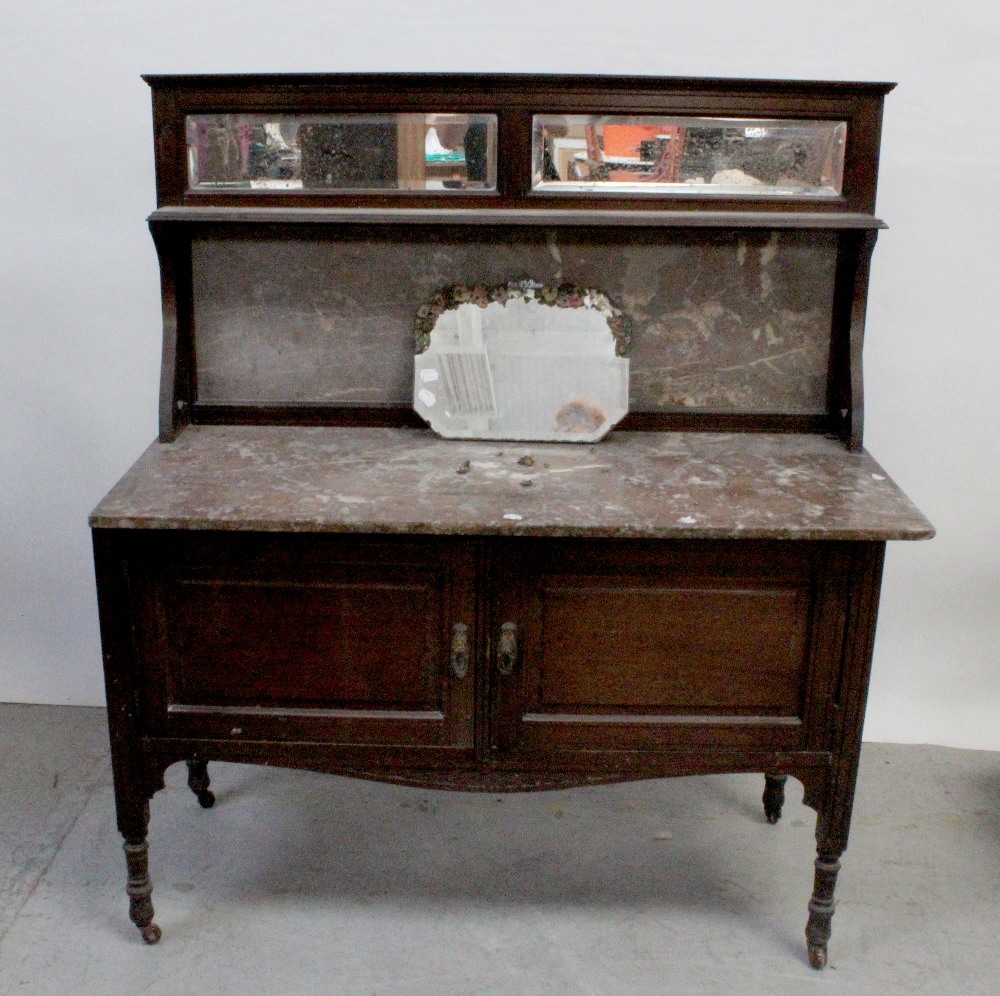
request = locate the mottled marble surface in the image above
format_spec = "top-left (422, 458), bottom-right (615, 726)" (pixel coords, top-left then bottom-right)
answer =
top-left (90, 426), bottom-right (933, 541)
top-left (192, 228), bottom-right (836, 413)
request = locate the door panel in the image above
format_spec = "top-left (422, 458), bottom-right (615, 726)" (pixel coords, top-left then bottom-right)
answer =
top-left (169, 575), bottom-right (440, 709)
top-left (130, 533), bottom-right (477, 750)
top-left (535, 583), bottom-right (809, 713)
top-left (492, 539), bottom-right (826, 757)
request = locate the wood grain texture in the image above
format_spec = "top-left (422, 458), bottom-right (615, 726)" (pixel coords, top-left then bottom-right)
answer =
top-left (148, 206), bottom-right (888, 228)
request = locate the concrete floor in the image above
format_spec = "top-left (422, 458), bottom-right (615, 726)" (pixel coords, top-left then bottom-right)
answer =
top-left (0, 705), bottom-right (997, 995)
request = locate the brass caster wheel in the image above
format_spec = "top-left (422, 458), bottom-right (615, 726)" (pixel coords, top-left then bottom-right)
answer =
top-left (139, 922), bottom-right (162, 945)
top-left (807, 942), bottom-right (827, 970)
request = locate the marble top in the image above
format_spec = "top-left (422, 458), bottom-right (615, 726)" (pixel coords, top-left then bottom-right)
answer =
top-left (89, 426), bottom-right (933, 541)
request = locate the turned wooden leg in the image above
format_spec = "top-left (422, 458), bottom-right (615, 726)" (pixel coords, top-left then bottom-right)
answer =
top-left (763, 773), bottom-right (788, 824)
top-left (123, 837), bottom-right (161, 944)
top-left (186, 759), bottom-right (215, 808)
top-left (805, 850), bottom-right (842, 969)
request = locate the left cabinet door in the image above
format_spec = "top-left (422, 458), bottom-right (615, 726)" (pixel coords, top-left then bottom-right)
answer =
top-left (112, 531), bottom-right (478, 755)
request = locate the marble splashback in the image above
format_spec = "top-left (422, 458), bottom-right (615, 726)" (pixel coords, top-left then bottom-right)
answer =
top-left (192, 228), bottom-right (837, 413)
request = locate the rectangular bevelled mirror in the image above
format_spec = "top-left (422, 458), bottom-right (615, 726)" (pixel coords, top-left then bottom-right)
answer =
top-left (533, 115), bottom-right (846, 197)
top-left (186, 113), bottom-right (498, 191)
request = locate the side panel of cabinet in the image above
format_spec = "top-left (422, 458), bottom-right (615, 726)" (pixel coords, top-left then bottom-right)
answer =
top-left (489, 539), bottom-right (845, 762)
top-left (121, 532), bottom-right (478, 752)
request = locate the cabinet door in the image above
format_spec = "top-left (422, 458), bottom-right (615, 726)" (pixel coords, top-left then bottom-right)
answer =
top-left (490, 539), bottom-right (836, 762)
top-left (128, 532), bottom-right (477, 754)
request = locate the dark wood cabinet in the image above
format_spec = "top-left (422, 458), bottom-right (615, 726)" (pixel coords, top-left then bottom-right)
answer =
top-left (103, 531), bottom-right (867, 765)
top-left (91, 74), bottom-right (932, 970)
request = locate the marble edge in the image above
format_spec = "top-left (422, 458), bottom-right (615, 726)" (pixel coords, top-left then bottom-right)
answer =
top-left (858, 449), bottom-right (935, 540)
top-left (87, 513), bottom-right (934, 541)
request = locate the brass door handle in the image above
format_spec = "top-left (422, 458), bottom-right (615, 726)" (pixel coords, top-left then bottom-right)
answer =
top-left (450, 623), bottom-right (470, 679)
top-left (497, 621), bottom-right (518, 675)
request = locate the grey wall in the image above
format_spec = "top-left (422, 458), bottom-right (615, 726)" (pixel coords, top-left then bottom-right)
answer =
top-left (2, 1), bottom-right (997, 747)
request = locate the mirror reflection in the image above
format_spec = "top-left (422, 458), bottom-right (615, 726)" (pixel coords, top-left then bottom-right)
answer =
top-left (413, 282), bottom-right (630, 443)
top-left (533, 115), bottom-right (846, 196)
top-left (187, 113), bottom-right (497, 191)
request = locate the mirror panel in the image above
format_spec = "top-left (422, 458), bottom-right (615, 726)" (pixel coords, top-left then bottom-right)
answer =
top-left (533, 115), bottom-right (846, 197)
top-left (187, 113), bottom-right (497, 191)
top-left (413, 283), bottom-right (630, 442)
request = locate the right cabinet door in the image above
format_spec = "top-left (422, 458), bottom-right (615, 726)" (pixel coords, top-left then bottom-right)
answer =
top-left (489, 538), bottom-right (847, 767)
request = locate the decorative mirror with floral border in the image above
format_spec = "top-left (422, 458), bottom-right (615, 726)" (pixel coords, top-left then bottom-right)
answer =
top-left (413, 281), bottom-right (630, 442)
